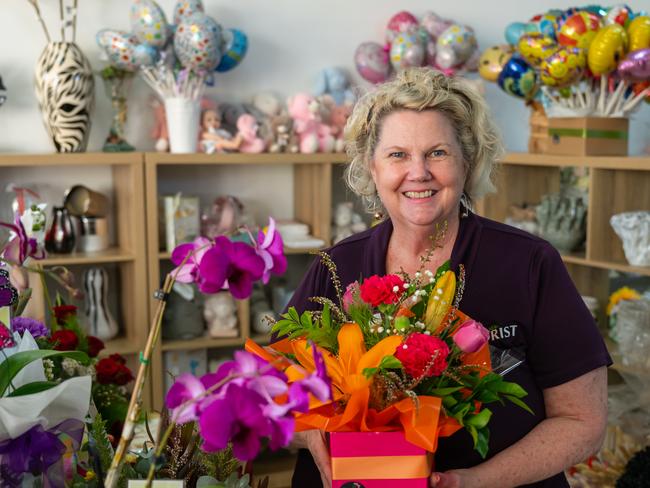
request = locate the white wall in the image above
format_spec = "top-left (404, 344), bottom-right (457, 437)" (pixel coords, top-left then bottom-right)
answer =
top-left (1, 0), bottom-right (649, 154)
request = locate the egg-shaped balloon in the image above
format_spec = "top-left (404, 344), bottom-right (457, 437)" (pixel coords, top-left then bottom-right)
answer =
top-left (355, 41), bottom-right (391, 84)
top-left (174, 14), bottom-right (222, 71)
top-left (540, 47), bottom-right (586, 87)
top-left (478, 45), bottom-right (514, 82)
top-left (173, 0), bottom-right (204, 25)
top-left (215, 29), bottom-right (248, 72)
top-left (97, 29), bottom-right (144, 71)
top-left (130, 0), bottom-right (170, 48)
top-left (518, 33), bottom-right (558, 67)
top-left (557, 11), bottom-right (601, 49)
top-left (498, 55), bottom-right (538, 99)
top-left (386, 11), bottom-right (419, 43)
top-left (628, 16), bottom-right (650, 52)
top-left (529, 10), bottom-right (562, 39)
top-left (420, 11), bottom-right (452, 39)
top-left (604, 4), bottom-right (633, 28)
top-left (588, 23), bottom-right (628, 75)
top-left (618, 48), bottom-right (650, 82)
top-left (505, 22), bottom-right (538, 45)
top-left (390, 32), bottom-right (425, 70)
top-left (437, 24), bottom-right (477, 66)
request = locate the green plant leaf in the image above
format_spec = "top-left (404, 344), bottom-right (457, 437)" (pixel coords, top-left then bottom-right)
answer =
top-left (378, 355), bottom-right (402, 370)
top-left (6, 380), bottom-right (59, 397)
top-left (362, 367), bottom-right (379, 379)
top-left (475, 427), bottom-right (490, 459)
top-left (466, 408), bottom-right (492, 429)
top-left (505, 394), bottom-right (534, 415)
top-left (492, 381), bottom-right (528, 398)
top-left (429, 386), bottom-right (464, 397)
top-left (0, 350), bottom-right (89, 396)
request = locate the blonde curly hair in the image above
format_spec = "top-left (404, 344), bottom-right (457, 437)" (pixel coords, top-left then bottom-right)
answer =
top-left (344, 67), bottom-right (504, 214)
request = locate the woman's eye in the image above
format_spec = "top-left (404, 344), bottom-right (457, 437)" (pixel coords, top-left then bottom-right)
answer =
top-left (389, 151), bottom-right (406, 159)
top-left (428, 149), bottom-right (447, 158)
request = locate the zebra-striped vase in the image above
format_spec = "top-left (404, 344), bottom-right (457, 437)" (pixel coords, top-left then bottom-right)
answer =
top-left (83, 267), bottom-right (119, 341)
top-left (34, 42), bottom-right (95, 153)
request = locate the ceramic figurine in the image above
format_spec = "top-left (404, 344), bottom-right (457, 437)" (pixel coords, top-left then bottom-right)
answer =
top-left (610, 211), bottom-right (650, 266)
top-left (332, 202), bottom-right (368, 244)
top-left (0, 75), bottom-right (6, 108)
top-left (83, 267), bottom-right (119, 341)
top-left (536, 193), bottom-right (587, 253)
top-left (203, 292), bottom-right (238, 338)
top-left (161, 282), bottom-right (205, 340)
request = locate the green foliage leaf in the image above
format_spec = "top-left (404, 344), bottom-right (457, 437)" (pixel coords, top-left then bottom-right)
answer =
top-left (434, 260), bottom-right (451, 280)
top-left (493, 381), bottom-right (528, 398)
top-left (429, 386), bottom-right (464, 397)
top-left (442, 395), bottom-right (458, 408)
top-left (466, 408), bottom-right (492, 429)
top-left (362, 367), bottom-right (379, 379)
top-left (505, 394), bottom-right (534, 415)
top-left (378, 355), bottom-right (403, 370)
top-left (0, 350), bottom-right (89, 396)
top-left (272, 306), bottom-right (339, 352)
top-left (7, 380), bottom-right (59, 397)
top-left (475, 427), bottom-right (490, 459)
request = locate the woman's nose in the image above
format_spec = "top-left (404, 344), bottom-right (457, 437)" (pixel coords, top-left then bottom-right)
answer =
top-left (407, 155), bottom-right (432, 181)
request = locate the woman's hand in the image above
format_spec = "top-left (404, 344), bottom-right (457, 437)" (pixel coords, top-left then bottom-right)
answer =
top-left (291, 430), bottom-right (331, 487)
top-left (430, 469), bottom-right (473, 488)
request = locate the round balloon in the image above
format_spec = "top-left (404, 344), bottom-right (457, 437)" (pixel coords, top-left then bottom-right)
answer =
top-left (386, 11), bottom-right (419, 43)
top-left (130, 0), bottom-right (170, 48)
top-left (618, 48), bottom-right (650, 82)
top-left (479, 45), bottom-right (514, 82)
top-left (529, 11), bottom-right (562, 39)
top-left (215, 29), bottom-right (248, 72)
top-left (420, 11), bottom-right (452, 39)
top-left (588, 23), bottom-right (628, 75)
top-left (173, 0), bottom-right (204, 25)
top-left (557, 11), bottom-right (601, 49)
top-left (583, 5), bottom-right (608, 17)
top-left (518, 33), bottom-right (558, 67)
top-left (390, 32), bottom-right (425, 70)
top-left (540, 47), bottom-right (586, 87)
top-left (355, 42), bottom-right (391, 84)
top-left (97, 29), bottom-right (148, 71)
top-left (174, 14), bottom-right (222, 71)
top-left (604, 4), bottom-right (633, 28)
top-left (628, 16), bottom-right (650, 52)
top-left (498, 55), bottom-right (538, 99)
top-left (437, 24), bottom-right (477, 66)
top-left (505, 22), bottom-right (538, 45)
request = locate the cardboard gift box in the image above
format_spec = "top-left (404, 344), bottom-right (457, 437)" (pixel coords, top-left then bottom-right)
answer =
top-left (546, 117), bottom-right (628, 156)
top-left (330, 431), bottom-right (433, 487)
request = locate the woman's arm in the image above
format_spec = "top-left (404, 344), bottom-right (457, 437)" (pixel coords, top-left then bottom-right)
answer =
top-left (432, 366), bottom-right (608, 488)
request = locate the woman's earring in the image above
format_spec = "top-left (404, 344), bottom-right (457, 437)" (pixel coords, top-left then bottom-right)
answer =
top-left (460, 193), bottom-right (470, 218)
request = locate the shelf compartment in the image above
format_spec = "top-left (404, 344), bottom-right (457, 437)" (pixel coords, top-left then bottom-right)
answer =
top-left (39, 247), bottom-right (135, 266)
top-left (502, 153), bottom-right (650, 171)
top-left (146, 152), bottom-right (348, 166)
top-left (102, 337), bottom-right (143, 355)
top-left (161, 335), bottom-right (245, 351)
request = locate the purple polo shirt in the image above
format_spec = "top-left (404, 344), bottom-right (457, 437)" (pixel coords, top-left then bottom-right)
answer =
top-left (286, 211), bottom-right (612, 488)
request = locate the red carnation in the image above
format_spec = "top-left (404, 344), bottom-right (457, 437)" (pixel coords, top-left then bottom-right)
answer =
top-left (359, 274), bottom-right (405, 307)
top-left (95, 355), bottom-right (134, 385)
top-left (395, 333), bottom-right (450, 378)
top-left (109, 353), bottom-right (126, 365)
top-left (52, 304), bottom-right (78, 326)
top-left (50, 329), bottom-right (79, 351)
top-left (87, 336), bottom-right (105, 358)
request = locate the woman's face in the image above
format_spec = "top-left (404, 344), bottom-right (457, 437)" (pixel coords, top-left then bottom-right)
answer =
top-left (370, 109), bottom-right (466, 231)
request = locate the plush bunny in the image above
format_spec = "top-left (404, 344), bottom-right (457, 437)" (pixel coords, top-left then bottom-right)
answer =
top-left (287, 92), bottom-right (334, 153)
top-left (314, 67), bottom-right (356, 106)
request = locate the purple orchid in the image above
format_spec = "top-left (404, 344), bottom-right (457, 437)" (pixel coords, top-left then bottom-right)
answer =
top-left (0, 212), bottom-right (45, 265)
top-left (256, 218), bottom-right (287, 284)
top-left (198, 236), bottom-right (264, 299)
top-left (165, 373), bottom-right (215, 424)
top-left (10, 317), bottom-right (49, 339)
top-left (170, 237), bottom-right (212, 283)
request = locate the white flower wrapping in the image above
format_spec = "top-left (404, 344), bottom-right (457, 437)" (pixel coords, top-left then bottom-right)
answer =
top-left (0, 330), bottom-right (91, 440)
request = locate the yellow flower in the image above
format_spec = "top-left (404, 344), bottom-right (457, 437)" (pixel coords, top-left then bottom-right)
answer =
top-left (606, 287), bottom-right (641, 316)
top-left (84, 470), bottom-right (96, 481)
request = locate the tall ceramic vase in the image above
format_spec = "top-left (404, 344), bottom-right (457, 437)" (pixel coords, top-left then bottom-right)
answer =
top-left (34, 42), bottom-right (95, 153)
top-left (83, 267), bottom-right (118, 341)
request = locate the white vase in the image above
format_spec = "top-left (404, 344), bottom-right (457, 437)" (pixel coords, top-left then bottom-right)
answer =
top-left (34, 42), bottom-right (95, 153)
top-left (164, 97), bottom-right (200, 153)
top-left (83, 267), bottom-right (118, 341)
top-left (610, 211), bottom-right (650, 267)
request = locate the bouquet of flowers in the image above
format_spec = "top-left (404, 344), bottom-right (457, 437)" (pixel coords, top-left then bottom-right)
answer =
top-left (245, 231), bottom-right (531, 484)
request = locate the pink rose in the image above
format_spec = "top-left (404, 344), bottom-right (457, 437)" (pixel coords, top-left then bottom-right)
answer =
top-left (342, 281), bottom-right (360, 312)
top-left (453, 320), bottom-right (489, 353)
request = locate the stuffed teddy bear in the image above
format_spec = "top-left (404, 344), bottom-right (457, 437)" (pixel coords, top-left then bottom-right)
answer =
top-left (314, 67), bottom-right (356, 106)
top-left (287, 92), bottom-right (334, 153)
top-left (203, 292), bottom-right (239, 338)
top-left (236, 113), bottom-right (266, 153)
top-left (252, 92), bottom-right (299, 153)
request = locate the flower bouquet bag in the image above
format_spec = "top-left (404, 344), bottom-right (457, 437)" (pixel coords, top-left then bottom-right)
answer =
top-left (246, 243), bottom-right (531, 487)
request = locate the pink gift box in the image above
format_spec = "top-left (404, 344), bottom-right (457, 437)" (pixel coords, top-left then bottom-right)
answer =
top-left (330, 431), bottom-right (433, 488)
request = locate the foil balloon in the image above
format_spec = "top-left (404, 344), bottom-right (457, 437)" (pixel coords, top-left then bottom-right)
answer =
top-left (420, 11), bottom-right (452, 39)
top-left (436, 24), bottom-right (477, 66)
top-left (540, 47), bottom-right (586, 87)
top-left (174, 14), bottom-right (222, 71)
top-left (557, 11), bottom-right (601, 49)
top-left (505, 21), bottom-right (538, 45)
top-left (354, 41), bottom-right (391, 84)
top-left (604, 4), bottom-right (633, 28)
top-left (478, 45), bottom-right (514, 82)
top-left (386, 11), bottom-right (419, 43)
top-left (518, 33), bottom-right (558, 67)
top-left (215, 29), bottom-right (248, 72)
top-left (628, 16), bottom-right (650, 52)
top-left (97, 29), bottom-right (157, 71)
top-left (529, 10), bottom-right (562, 39)
top-left (390, 32), bottom-right (425, 70)
top-left (498, 55), bottom-right (538, 99)
top-left (173, 0), bottom-right (204, 26)
top-left (130, 0), bottom-right (170, 48)
top-left (583, 5), bottom-right (609, 17)
top-left (618, 48), bottom-right (650, 82)
top-left (588, 23), bottom-right (628, 75)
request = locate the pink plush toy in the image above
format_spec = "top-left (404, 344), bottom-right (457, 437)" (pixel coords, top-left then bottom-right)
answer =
top-left (287, 92), bottom-right (334, 153)
top-left (326, 100), bottom-right (352, 153)
top-left (236, 113), bottom-right (266, 153)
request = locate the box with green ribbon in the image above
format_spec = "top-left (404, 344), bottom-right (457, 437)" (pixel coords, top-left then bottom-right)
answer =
top-left (547, 117), bottom-right (628, 156)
